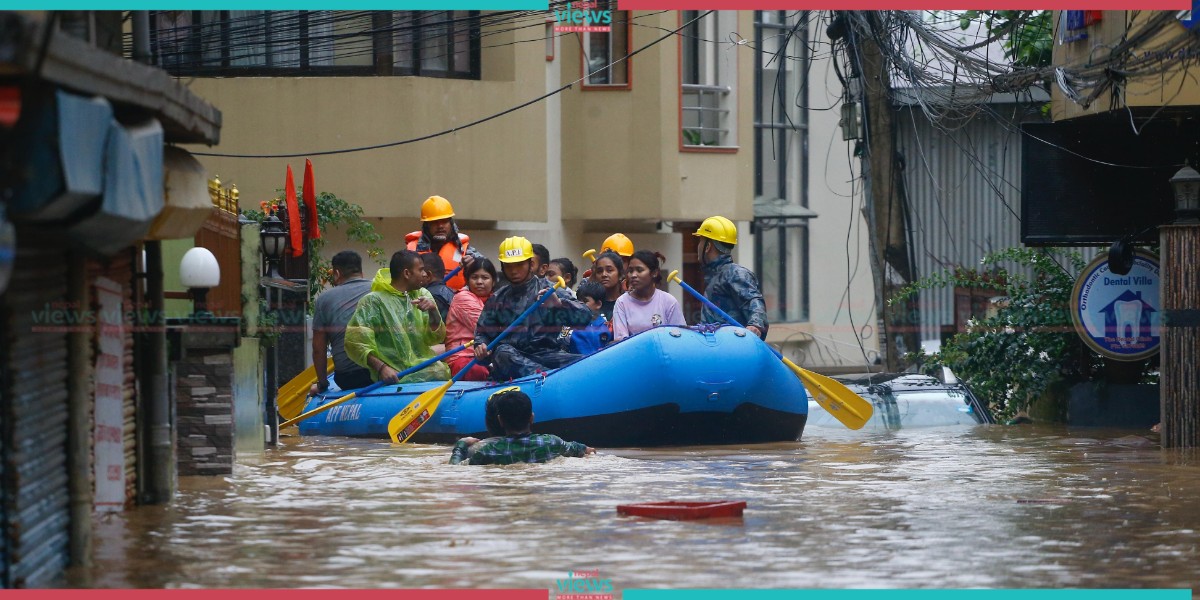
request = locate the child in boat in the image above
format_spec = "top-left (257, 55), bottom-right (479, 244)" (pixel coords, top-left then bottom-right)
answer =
top-left (473, 236), bottom-right (594, 381)
top-left (613, 250), bottom-right (686, 341)
top-left (591, 251), bottom-right (624, 323)
top-left (546, 257), bottom-right (578, 297)
top-left (449, 388), bottom-right (594, 465)
top-left (444, 258), bottom-right (496, 381)
top-left (560, 280), bottom-right (611, 355)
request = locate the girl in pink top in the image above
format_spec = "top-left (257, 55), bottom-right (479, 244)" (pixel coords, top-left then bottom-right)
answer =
top-left (445, 258), bottom-right (495, 381)
top-left (613, 250), bottom-right (686, 341)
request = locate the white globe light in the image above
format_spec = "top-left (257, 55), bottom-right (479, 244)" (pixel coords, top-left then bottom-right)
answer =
top-left (180, 247), bottom-right (220, 288)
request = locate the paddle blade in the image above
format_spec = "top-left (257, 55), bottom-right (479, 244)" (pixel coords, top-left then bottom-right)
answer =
top-left (783, 358), bottom-right (873, 430)
top-left (277, 358), bottom-right (333, 421)
top-left (387, 380), bottom-right (453, 444)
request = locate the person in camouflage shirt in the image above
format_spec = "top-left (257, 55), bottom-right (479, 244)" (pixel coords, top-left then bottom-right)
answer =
top-left (692, 216), bottom-right (769, 339)
top-left (450, 389), bottom-right (594, 465)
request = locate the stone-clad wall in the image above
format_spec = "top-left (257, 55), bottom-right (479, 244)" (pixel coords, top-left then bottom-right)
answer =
top-left (175, 348), bottom-right (234, 475)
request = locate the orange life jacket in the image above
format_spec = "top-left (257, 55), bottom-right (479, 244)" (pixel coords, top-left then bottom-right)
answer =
top-left (406, 232), bottom-right (471, 291)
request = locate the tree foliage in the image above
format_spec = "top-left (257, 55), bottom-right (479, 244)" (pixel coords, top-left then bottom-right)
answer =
top-left (891, 247), bottom-right (1099, 419)
top-left (958, 10), bottom-right (1053, 70)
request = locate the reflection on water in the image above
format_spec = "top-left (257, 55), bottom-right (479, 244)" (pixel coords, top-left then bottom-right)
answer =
top-left (72, 425), bottom-right (1200, 590)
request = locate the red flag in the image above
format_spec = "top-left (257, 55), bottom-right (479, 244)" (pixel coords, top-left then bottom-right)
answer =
top-left (285, 165), bottom-right (303, 257)
top-left (303, 159), bottom-right (321, 240)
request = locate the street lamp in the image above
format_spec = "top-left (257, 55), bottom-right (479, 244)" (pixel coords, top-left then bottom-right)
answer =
top-left (260, 209), bottom-right (287, 279)
top-left (179, 247), bottom-right (220, 317)
top-left (1170, 164), bottom-right (1200, 223)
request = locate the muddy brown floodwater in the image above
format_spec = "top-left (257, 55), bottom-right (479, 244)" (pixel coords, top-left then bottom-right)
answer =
top-left (71, 424), bottom-right (1200, 591)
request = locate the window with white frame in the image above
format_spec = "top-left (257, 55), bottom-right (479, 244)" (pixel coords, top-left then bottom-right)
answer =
top-left (681, 10), bottom-right (737, 148)
top-left (753, 10), bottom-right (810, 323)
top-left (582, 1), bottom-right (630, 86)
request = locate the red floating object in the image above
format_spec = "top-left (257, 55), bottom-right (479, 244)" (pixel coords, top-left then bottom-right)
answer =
top-left (616, 500), bottom-right (746, 521)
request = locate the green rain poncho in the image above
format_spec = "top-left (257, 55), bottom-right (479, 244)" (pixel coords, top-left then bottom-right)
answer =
top-left (344, 269), bottom-right (450, 383)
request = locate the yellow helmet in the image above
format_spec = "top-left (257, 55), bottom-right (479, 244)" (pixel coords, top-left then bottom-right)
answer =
top-left (693, 216), bottom-right (738, 245)
top-left (601, 233), bottom-right (635, 257)
top-left (498, 236), bottom-right (534, 263)
top-left (420, 195), bottom-right (456, 222)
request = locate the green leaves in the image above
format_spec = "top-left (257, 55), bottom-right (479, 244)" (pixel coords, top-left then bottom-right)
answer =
top-left (900, 247), bottom-right (1098, 420)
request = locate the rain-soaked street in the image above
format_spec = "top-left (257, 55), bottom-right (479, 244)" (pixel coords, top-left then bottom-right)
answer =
top-left (72, 424), bottom-right (1200, 590)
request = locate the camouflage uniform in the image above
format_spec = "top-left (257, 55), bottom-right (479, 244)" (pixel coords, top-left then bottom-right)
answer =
top-left (475, 275), bottom-right (594, 381)
top-left (700, 253), bottom-right (769, 338)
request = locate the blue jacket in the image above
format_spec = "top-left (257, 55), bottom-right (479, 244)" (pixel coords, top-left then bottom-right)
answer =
top-left (700, 254), bottom-right (769, 338)
top-left (569, 315), bottom-right (612, 355)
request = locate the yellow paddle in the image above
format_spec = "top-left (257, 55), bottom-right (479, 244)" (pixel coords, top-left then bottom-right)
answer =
top-left (666, 271), bottom-right (873, 430)
top-left (281, 341), bottom-right (475, 429)
top-left (277, 358), bottom-right (334, 422)
top-left (387, 276), bottom-right (568, 443)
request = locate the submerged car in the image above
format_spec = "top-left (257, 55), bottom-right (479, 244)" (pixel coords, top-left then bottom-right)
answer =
top-left (807, 370), bottom-right (996, 430)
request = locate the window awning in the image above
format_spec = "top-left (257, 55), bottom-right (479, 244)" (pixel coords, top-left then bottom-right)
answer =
top-left (753, 196), bottom-right (817, 222)
top-left (146, 147), bottom-right (214, 241)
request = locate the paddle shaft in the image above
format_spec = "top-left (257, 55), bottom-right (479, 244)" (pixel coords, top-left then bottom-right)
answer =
top-left (282, 341), bottom-right (473, 428)
top-left (453, 280), bottom-right (564, 383)
top-left (388, 277), bottom-right (565, 443)
top-left (443, 263), bottom-right (463, 284)
top-left (669, 275), bottom-right (772, 353)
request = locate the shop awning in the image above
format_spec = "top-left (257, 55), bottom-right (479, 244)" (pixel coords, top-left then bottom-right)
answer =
top-left (147, 147), bottom-right (214, 241)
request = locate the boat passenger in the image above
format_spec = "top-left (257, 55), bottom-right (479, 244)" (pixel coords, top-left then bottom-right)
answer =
top-left (531, 243), bottom-right (551, 278)
top-left (693, 216), bottom-right (768, 339)
top-left (445, 258), bottom-right (496, 381)
top-left (420, 252), bottom-right (454, 324)
top-left (344, 250), bottom-right (450, 384)
top-left (449, 389), bottom-right (594, 465)
top-left (613, 250), bottom-right (686, 341)
top-left (581, 232), bottom-right (634, 281)
top-left (405, 195), bottom-right (483, 292)
top-left (473, 236), bottom-right (594, 381)
top-left (546, 257), bottom-right (578, 297)
top-left (567, 280), bottom-right (611, 355)
top-left (310, 250), bottom-right (374, 394)
top-left (591, 251), bottom-right (624, 323)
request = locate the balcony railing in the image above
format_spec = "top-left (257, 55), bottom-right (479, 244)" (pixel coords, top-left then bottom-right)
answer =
top-left (682, 83), bottom-right (731, 147)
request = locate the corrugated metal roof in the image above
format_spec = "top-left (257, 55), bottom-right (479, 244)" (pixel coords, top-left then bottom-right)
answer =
top-left (896, 105), bottom-right (1041, 343)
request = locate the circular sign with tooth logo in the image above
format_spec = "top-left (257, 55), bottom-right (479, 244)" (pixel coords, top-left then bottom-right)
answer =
top-left (1070, 249), bottom-right (1160, 361)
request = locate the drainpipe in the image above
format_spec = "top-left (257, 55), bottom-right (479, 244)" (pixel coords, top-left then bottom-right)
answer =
top-left (131, 10), bottom-right (173, 503)
top-left (67, 254), bottom-right (92, 567)
top-left (141, 242), bottom-right (174, 503)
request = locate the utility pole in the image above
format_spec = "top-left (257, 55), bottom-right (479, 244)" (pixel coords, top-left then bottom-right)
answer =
top-left (847, 11), bottom-right (919, 371)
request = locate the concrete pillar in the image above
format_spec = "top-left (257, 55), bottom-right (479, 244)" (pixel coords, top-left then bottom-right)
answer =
top-left (1160, 223), bottom-right (1200, 447)
top-left (172, 329), bottom-right (239, 475)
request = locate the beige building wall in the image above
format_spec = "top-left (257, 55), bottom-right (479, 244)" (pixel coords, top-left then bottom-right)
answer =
top-left (1052, 11), bottom-right (1200, 121)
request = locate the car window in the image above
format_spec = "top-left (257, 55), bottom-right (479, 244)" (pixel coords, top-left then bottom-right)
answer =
top-left (807, 387), bottom-right (988, 430)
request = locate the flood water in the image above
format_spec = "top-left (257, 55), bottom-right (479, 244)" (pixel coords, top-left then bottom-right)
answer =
top-left (72, 424), bottom-right (1200, 590)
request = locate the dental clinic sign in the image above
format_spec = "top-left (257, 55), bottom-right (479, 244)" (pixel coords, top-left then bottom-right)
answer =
top-left (1070, 250), bottom-right (1161, 361)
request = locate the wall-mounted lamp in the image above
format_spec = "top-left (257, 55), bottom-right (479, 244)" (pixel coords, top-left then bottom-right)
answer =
top-left (260, 209), bottom-right (288, 279)
top-left (179, 247), bottom-right (220, 317)
top-left (1170, 164), bottom-right (1200, 223)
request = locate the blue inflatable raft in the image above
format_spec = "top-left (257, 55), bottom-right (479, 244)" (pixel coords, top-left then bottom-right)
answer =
top-left (297, 325), bottom-right (809, 446)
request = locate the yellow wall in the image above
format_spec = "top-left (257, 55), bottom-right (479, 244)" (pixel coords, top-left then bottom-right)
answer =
top-left (184, 19), bottom-right (548, 222)
top-left (1052, 11), bottom-right (1200, 121)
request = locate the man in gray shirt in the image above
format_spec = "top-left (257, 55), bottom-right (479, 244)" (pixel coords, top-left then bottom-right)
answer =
top-left (311, 250), bottom-right (373, 393)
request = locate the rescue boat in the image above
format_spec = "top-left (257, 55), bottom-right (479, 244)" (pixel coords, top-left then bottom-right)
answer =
top-left (296, 324), bottom-right (809, 446)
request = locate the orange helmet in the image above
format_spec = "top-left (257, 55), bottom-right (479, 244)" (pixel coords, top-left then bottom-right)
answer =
top-left (601, 233), bottom-right (634, 257)
top-left (420, 195), bottom-right (455, 222)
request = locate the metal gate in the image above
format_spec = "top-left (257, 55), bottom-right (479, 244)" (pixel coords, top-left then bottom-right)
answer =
top-left (0, 233), bottom-right (71, 587)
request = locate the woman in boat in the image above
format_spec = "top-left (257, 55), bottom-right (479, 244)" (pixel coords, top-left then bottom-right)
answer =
top-left (591, 251), bottom-right (624, 324)
top-left (444, 258), bottom-right (496, 381)
top-left (613, 250), bottom-right (686, 341)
